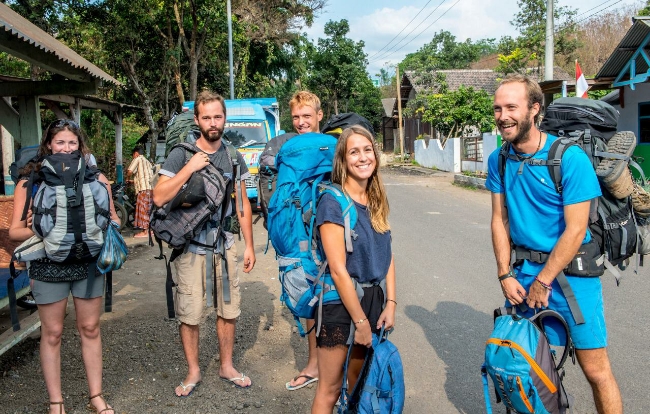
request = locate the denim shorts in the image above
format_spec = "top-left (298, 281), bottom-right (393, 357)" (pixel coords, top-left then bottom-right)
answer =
top-left (506, 271), bottom-right (607, 350)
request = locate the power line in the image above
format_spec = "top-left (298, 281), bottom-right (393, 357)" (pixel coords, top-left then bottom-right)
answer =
top-left (370, 0), bottom-right (462, 63)
top-left (368, 0), bottom-right (435, 60)
top-left (574, 0), bottom-right (620, 19)
top-left (472, 0), bottom-right (625, 66)
top-left (370, 0), bottom-right (450, 63)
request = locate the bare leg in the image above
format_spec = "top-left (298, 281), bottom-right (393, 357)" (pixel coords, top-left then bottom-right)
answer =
top-left (38, 298), bottom-right (68, 414)
top-left (576, 348), bottom-right (622, 414)
top-left (287, 318), bottom-right (319, 389)
top-left (312, 345), bottom-right (347, 414)
top-left (175, 323), bottom-right (202, 396)
top-left (217, 317), bottom-right (251, 387)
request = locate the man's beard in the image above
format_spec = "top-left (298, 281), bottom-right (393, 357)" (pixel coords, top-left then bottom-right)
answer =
top-left (500, 110), bottom-right (534, 146)
top-left (201, 126), bottom-right (223, 142)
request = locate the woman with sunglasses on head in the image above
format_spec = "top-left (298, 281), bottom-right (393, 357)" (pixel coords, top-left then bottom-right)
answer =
top-left (311, 126), bottom-right (397, 413)
top-left (9, 119), bottom-right (120, 414)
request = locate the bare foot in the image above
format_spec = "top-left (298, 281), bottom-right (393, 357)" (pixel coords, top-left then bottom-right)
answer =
top-left (286, 369), bottom-right (319, 390)
top-left (88, 394), bottom-right (114, 413)
top-left (133, 231), bottom-right (149, 238)
top-left (48, 402), bottom-right (65, 414)
top-left (219, 368), bottom-right (252, 388)
top-left (175, 374), bottom-right (202, 397)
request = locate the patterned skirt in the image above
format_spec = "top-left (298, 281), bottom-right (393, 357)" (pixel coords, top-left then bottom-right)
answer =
top-left (134, 190), bottom-right (153, 229)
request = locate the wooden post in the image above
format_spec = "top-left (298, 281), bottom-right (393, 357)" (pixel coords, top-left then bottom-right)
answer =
top-left (396, 66), bottom-right (404, 160)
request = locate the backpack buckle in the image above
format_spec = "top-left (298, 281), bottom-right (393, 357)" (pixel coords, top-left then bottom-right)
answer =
top-left (65, 187), bottom-right (77, 206)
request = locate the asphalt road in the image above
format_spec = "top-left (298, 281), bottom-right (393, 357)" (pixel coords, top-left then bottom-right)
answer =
top-left (383, 168), bottom-right (650, 414)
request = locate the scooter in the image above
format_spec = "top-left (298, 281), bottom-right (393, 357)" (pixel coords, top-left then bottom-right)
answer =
top-left (111, 183), bottom-right (135, 232)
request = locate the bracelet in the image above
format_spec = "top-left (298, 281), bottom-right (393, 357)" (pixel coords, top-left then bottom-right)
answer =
top-left (498, 269), bottom-right (516, 281)
top-left (387, 299), bottom-right (397, 305)
top-left (535, 276), bottom-right (553, 291)
top-left (354, 318), bottom-right (368, 326)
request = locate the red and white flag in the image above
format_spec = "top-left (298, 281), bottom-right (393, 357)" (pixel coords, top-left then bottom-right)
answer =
top-left (575, 60), bottom-right (589, 98)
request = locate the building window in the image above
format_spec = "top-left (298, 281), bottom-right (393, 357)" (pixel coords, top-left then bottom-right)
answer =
top-left (639, 102), bottom-right (650, 144)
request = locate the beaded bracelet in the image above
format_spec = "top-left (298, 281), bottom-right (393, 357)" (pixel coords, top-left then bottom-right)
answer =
top-left (354, 318), bottom-right (368, 325)
top-left (535, 276), bottom-right (553, 291)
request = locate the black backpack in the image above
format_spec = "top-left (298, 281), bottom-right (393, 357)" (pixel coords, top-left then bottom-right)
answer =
top-left (321, 112), bottom-right (375, 138)
top-left (498, 98), bottom-right (643, 325)
top-left (165, 111), bottom-right (198, 157)
top-left (257, 132), bottom-right (297, 229)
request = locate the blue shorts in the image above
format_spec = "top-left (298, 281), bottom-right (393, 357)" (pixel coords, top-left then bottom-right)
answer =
top-left (505, 271), bottom-right (607, 350)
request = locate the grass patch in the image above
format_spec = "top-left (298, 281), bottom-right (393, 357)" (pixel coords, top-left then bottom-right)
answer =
top-left (452, 181), bottom-right (478, 190)
top-left (461, 170), bottom-right (487, 179)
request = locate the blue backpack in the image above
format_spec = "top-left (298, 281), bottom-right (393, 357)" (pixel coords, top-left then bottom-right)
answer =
top-left (482, 307), bottom-right (574, 414)
top-left (267, 133), bottom-right (357, 336)
top-left (338, 326), bottom-right (405, 414)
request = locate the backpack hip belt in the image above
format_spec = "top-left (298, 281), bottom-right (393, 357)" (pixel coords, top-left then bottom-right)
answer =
top-left (512, 244), bottom-right (603, 325)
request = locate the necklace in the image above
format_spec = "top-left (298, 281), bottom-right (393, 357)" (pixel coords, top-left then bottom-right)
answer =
top-left (516, 130), bottom-right (543, 161)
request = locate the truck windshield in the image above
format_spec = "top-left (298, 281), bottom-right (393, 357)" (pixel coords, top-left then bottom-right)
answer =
top-left (223, 122), bottom-right (267, 147)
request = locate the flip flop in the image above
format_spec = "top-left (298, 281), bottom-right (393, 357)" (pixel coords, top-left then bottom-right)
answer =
top-left (220, 372), bottom-right (252, 389)
top-left (176, 381), bottom-right (201, 397)
top-left (285, 375), bottom-right (318, 391)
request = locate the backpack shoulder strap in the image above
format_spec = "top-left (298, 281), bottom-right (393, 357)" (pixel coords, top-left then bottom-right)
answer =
top-left (223, 140), bottom-right (243, 215)
top-left (320, 183), bottom-right (358, 253)
top-left (547, 137), bottom-right (576, 195)
top-left (497, 142), bottom-right (511, 187)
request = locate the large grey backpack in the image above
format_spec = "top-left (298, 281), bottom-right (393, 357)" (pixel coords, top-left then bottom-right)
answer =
top-left (31, 151), bottom-right (111, 263)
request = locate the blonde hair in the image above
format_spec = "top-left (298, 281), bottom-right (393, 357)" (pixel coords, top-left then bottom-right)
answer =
top-left (289, 90), bottom-right (321, 113)
top-left (332, 126), bottom-right (390, 233)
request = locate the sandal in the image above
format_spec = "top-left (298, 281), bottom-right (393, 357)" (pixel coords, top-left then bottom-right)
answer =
top-left (87, 393), bottom-right (115, 413)
top-left (47, 401), bottom-right (64, 414)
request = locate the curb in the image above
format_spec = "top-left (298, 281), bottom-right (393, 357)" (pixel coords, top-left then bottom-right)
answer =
top-left (453, 174), bottom-right (487, 189)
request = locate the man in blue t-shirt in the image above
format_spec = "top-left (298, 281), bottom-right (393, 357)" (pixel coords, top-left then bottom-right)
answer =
top-left (486, 74), bottom-right (622, 413)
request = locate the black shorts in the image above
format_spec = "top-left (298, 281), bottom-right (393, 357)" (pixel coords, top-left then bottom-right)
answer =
top-left (316, 285), bottom-right (384, 348)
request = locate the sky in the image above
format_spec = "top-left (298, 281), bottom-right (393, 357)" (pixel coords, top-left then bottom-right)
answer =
top-left (301, 0), bottom-right (644, 78)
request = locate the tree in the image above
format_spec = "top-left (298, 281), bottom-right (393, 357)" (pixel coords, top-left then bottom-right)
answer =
top-left (307, 20), bottom-right (369, 117)
top-left (639, 1), bottom-right (650, 16)
top-left (511, 0), bottom-right (580, 76)
top-left (400, 31), bottom-right (496, 73)
top-left (420, 85), bottom-right (495, 142)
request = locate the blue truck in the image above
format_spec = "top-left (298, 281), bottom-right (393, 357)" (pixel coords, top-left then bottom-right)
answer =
top-left (182, 98), bottom-right (283, 204)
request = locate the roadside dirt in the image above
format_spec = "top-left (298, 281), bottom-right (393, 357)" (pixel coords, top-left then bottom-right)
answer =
top-left (0, 167), bottom-right (459, 414)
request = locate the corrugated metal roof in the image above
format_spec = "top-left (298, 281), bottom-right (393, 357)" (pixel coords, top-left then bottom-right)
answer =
top-left (596, 17), bottom-right (650, 79)
top-left (0, 2), bottom-right (120, 86)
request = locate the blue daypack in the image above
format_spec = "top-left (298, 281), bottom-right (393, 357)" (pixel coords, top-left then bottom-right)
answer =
top-left (482, 307), bottom-right (574, 414)
top-left (267, 133), bottom-right (358, 336)
top-left (338, 326), bottom-right (405, 414)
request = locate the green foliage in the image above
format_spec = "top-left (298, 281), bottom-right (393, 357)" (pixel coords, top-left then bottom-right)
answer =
top-left (0, 52), bottom-right (30, 78)
top-left (306, 19), bottom-right (382, 129)
top-left (511, 0), bottom-right (580, 75)
top-left (640, 1), bottom-right (650, 16)
top-left (400, 31), bottom-right (497, 73)
top-left (420, 86), bottom-right (495, 138)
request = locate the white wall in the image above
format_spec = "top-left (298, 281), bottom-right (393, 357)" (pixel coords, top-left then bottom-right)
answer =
top-left (610, 83), bottom-right (650, 136)
top-left (414, 138), bottom-right (460, 172)
top-left (415, 133), bottom-right (499, 173)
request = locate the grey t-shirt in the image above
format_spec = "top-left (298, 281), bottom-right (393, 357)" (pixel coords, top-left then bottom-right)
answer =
top-left (159, 142), bottom-right (250, 254)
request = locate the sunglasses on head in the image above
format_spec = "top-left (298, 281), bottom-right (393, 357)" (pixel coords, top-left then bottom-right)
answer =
top-left (48, 119), bottom-right (80, 130)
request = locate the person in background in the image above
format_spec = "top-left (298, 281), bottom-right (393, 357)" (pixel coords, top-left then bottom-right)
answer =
top-left (9, 119), bottom-right (120, 414)
top-left (126, 145), bottom-right (154, 238)
top-left (285, 90), bottom-right (324, 391)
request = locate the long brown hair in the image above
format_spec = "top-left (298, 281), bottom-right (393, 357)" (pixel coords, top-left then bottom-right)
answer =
top-left (332, 126), bottom-right (390, 233)
top-left (20, 119), bottom-right (90, 178)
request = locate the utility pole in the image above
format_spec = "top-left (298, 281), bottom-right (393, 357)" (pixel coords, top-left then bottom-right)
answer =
top-left (227, 0), bottom-right (235, 99)
top-left (396, 65), bottom-right (404, 160)
top-left (544, 0), bottom-right (554, 82)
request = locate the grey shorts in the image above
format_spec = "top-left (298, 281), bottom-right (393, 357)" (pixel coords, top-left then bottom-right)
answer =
top-left (31, 272), bottom-right (106, 305)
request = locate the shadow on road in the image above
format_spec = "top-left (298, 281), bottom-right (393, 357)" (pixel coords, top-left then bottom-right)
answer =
top-left (405, 301), bottom-right (493, 414)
